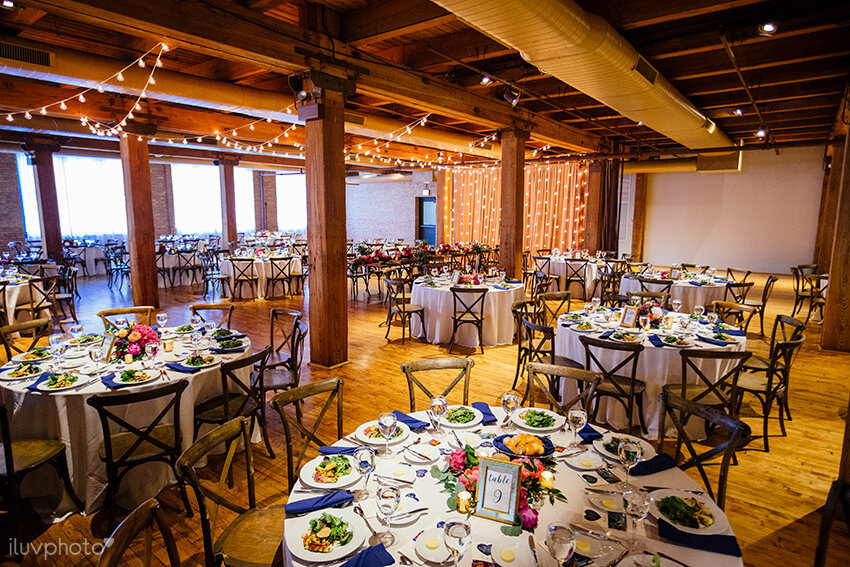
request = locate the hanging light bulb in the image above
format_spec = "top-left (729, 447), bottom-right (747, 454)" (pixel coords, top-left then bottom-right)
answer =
top-left (140, 91), bottom-right (147, 98)
top-left (117, 72), bottom-right (124, 82)
top-left (138, 58), bottom-right (146, 68)
top-left (5, 114), bottom-right (13, 122)
top-left (249, 123), bottom-right (255, 131)
top-left (148, 76), bottom-right (155, 85)
top-left (39, 107), bottom-right (47, 115)
top-left (137, 135), bottom-right (143, 141)
top-left (60, 101), bottom-right (67, 110)
top-left (266, 117), bottom-right (272, 122)
top-left (127, 111), bottom-right (134, 120)
top-left (78, 93), bottom-right (86, 103)
top-left (134, 102), bottom-right (142, 110)
top-left (156, 58), bottom-right (163, 67)
top-left (161, 44), bottom-right (169, 52)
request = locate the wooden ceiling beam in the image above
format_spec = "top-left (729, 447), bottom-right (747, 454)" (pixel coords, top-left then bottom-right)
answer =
top-left (397, 28), bottom-right (515, 72)
top-left (580, 0), bottom-right (769, 31)
top-left (705, 95), bottom-right (842, 119)
top-left (342, 0), bottom-right (455, 47)
top-left (691, 78), bottom-right (847, 110)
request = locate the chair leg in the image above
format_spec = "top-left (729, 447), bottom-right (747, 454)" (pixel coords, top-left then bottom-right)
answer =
top-left (51, 452), bottom-right (84, 512)
top-left (171, 461), bottom-right (194, 517)
top-left (477, 323), bottom-right (484, 355)
top-left (635, 394), bottom-right (649, 436)
top-left (512, 348), bottom-right (526, 390)
top-left (782, 391), bottom-right (792, 421)
top-left (761, 397), bottom-right (772, 453)
top-left (259, 412), bottom-right (276, 459)
top-left (448, 321), bottom-right (457, 354)
top-left (778, 395), bottom-right (787, 436)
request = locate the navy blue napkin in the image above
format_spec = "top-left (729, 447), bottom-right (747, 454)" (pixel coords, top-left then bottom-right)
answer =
top-left (647, 334), bottom-right (668, 348)
top-left (209, 346), bottom-right (248, 354)
top-left (165, 362), bottom-right (201, 373)
top-left (505, 278), bottom-right (522, 284)
top-left (631, 453), bottom-right (677, 476)
top-left (657, 519), bottom-right (742, 557)
top-left (697, 336), bottom-right (733, 347)
top-left (713, 327), bottom-right (745, 336)
top-left (492, 284), bottom-right (510, 290)
top-left (599, 330), bottom-right (615, 339)
top-left (688, 281), bottom-right (706, 286)
top-left (340, 543), bottom-right (395, 567)
top-left (100, 372), bottom-right (139, 389)
top-left (284, 490), bottom-right (354, 515)
top-left (392, 410), bottom-right (429, 432)
top-left (579, 423), bottom-right (603, 444)
top-left (26, 372), bottom-right (53, 391)
top-left (318, 446), bottom-right (359, 456)
top-left (471, 402), bottom-right (497, 425)
top-left (213, 333), bottom-right (247, 341)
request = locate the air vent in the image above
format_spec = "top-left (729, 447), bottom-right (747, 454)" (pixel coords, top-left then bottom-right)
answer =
top-left (0, 41), bottom-right (52, 67)
top-left (344, 113), bottom-right (366, 125)
top-left (633, 56), bottom-right (657, 84)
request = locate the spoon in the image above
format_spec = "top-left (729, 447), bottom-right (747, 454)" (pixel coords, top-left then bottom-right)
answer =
top-left (398, 553), bottom-right (414, 565)
top-left (353, 505), bottom-right (377, 536)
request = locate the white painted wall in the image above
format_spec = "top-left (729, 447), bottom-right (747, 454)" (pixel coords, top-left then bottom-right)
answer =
top-left (345, 181), bottom-right (434, 243)
top-left (643, 146), bottom-right (825, 273)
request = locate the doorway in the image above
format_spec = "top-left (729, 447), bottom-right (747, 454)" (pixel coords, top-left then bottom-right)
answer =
top-left (417, 196), bottom-right (436, 245)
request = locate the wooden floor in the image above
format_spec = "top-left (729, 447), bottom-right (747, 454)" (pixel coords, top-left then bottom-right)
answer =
top-left (2, 273), bottom-right (849, 566)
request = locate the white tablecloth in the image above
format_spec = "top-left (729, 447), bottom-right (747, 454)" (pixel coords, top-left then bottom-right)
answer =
top-left (220, 256), bottom-right (303, 299)
top-left (619, 276), bottom-right (727, 313)
top-left (4, 281), bottom-right (34, 325)
top-left (548, 258), bottom-right (600, 298)
top-left (555, 315), bottom-right (746, 438)
top-left (409, 279), bottom-right (525, 348)
top-left (283, 406), bottom-right (743, 567)
top-left (0, 338), bottom-right (253, 517)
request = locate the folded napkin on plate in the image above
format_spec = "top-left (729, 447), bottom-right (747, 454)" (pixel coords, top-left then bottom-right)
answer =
top-left (340, 543), bottom-right (394, 567)
top-left (696, 319), bottom-right (710, 325)
top-left (318, 445), bottom-right (359, 456)
top-left (713, 327), bottom-right (745, 336)
top-left (165, 362), bottom-right (202, 374)
top-left (504, 278), bottom-right (522, 284)
top-left (491, 284), bottom-right (510, 290)
top-left (687, 281), bottom-right (706, 286)
top-left (100, 372), bottom-right (138, 389)
top-left (209, 346), bottom-right (248, 354)
top-left (213, 333), bottom-right (247, 341)
top-left (579, 423), bottom-right (603, 444)
top-left (598, 330), bottom-right (615, 339)
top-left (284, 490), bottom-right (353, 515)
top-left (630, 453), bottom-right (677, 476)
top-left (657, 519), bottom-right (742, 557)
top-left (392, 410), bottom-right (429, 432)
top-left (471, 402), bottom-right (497, 425)
top-left (26, 372), bottom-right (53, 391)
top-left (647, 334), bottom-right (669, 348)
top-left (697, 336), bottom-right (733, 347)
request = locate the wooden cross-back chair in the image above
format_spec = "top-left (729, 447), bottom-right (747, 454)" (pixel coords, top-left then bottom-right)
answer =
top-left (271, 377), bottom-right (344, 490)
top-left (189, 303), bottom-right (235, 329)
top-left (0, 280), bottom-right (7, 327)
top-left (790, 264), bottom-right (818, 317)
top-left (711, 300), bottom-right (757, 330)
top-left (743, 275), bottom-right (778, 336)
top-left (511, 299), bottom-right (542, 390)
top-left (87, 381), bottom-right (193, 530)
top-left (269, 308), bottom-right (302, 360)
top-left (400, 358), bottom-right (474, 412)
top-left (448, 286), bottom-right (488, 354)
top-left (346, 258), bottom-right (369, 298)
top-left (538, 291), bottom-right (571, 328)
top-left (262, 322), bottom-right (308, 425)
top-left (593, 270), bottom-right (621, 307)
top-left (637, 276), bottom-right (673, 296)
top-left (98, 306), bottom-right (155, 333)
top-left (15, 275), bottom-right (63, 331)
top-left (229, 258), bottom-right (258, 300)
top-left (628, 263), bottom-right (649, 275)
top-left (155, 250), bottom-right (173, 287)
top-left (177, 416), bottom-right (286, 567)
top-left (725, 281), bottom-right (754, 304)
top-left (658, 392), bottom-right (751, 510)
top-left (173, 250), bottom-right (202, 287)
top-left (531, 270), bottom-right (556, 300)
top-left (562, 259), bottom-right (589, 300)
top-left (98, 498), bottom-right (180, 567)
top-left (384, 278), bottom-right (425, 345)
top-left (265, 256), bottom-right (294, 298)
top-left (0, 318), bottom-right (51, 362)
top-left (726, 267), bottom-right (751, 283)
top-left (804, 274), bottom-right (828, 325)
top-left (743, 314), bottom-right (804, 377)
top-left (524, 362), bottom-right (601, 415)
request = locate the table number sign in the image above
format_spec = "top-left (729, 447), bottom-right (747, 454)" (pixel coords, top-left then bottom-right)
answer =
top-left (670, 268), bottom-right (682, 280)
top-left (474, 457), bottom-right (522, 524)
top-left (450, 270), bottom-right (460, 285)
top-left (620, 305), bottom-right (639, 328)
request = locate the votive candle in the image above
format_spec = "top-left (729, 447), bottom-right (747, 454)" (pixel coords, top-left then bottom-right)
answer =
top-left (541, 471), bottom-right (554, 489)
top-left (457, 490), bottom-right (472, 513)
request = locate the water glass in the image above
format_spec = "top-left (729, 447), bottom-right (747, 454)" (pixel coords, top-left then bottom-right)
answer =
top-left (145, 343), bottom-right (158, 367)
top-left (376, 484), bottom-right (401, 546)
top-left (583, 303), bottom-right (593, 316)
top-left (190, 314), bottom-right (203, 330)
top-left (707, 312), bottom-right (719, 325)
top-left (638, 315), bottom-right (649, 331)
top-left (352, 447), bottom-right (375, 501)
top-left (114, 316), bottom-right (128, 330)
top-left (89, 347), bottom-right (104, 378)
top-left (568, 408), bottom-right (587, 447)
top-left (69, 324), bottom-right (84, 349)
top-left (501, 392), bottom-right (519, 431)
top-left (191, 331), bottom-right (204, 354)
top-left (618, 440), bottom-right (644, 491)
top-left (623, 489), bottom-right (651, 551)
top-left (430, 396), bottom-right (448, 436)
top-left (156, 312), bottom-right (168, 328)
top-left (443, 520), bottom-right (472, 567)
top-left (694, 305), bottom-right (705, 318)
top-left (671, 299), bottom-right (682, 313)
top-left (377, 412), bottom-right (398, 457)
top-left (591, 297), bottom-right (601, 310)
top-left (545, 523), bottom-right (576, 566)
top-left (48, 333), bottom-right (65, 371)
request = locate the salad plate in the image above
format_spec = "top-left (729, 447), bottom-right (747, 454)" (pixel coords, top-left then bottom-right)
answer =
top-left (354, 420), bottom-right (410, 446)
top-left (659, 334), bottom-right (693, 348)
top-left (0, 362), bottom-right (41, 381)
top-left (440, 405), bottom-right (483, 429)
top-left (648, 488), bottom-right (729, 535)
top-left (586, 491), bottom-right (625, 513)
top-left (617, 555), bottom-right (683, 567)
top-left (563, 450), bottom-right (604, 470)
top-left (511, 407), bottom-right (566, 433)
top-left (181, 354), bottom-right (220, 369)
top-left (171, 325), bottom-right (197, 335)
top-left (414, 528), bottom-right (452, 564)
top-left (115, 369), bottom-right (158, 386)
top-left (571, 528), bottom-right (618, 558)
top-left (37, 372), bottom-right (83, 392)
top-left (403, 443), bottom-right (442, 463)
top-left (446, 432), bottom-right (482, 450)
top-left (12, 348), bottom-right (51, 363)
top-left (299, 454), bottom-right (361, 489)
top-left (593, 432), bottom-right (656, 461)
top-left (374, 460), bottom-right (417, 484)
top-left (285, 509), bottom-right (366, 563)
top-left (490, 540), bottom-right (536, 567)
top-left (609, 332), bottom-right (643, 344)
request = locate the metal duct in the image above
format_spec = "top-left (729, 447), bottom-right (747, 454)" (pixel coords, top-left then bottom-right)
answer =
top-left (431, 0), bottom-right (734, 150)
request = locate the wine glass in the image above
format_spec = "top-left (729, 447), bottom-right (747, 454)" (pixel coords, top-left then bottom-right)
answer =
top-left (591, 297), bottom-right (601, 311)
top-left (443, 520), bottom-right (472, 567)
top-left (114, 316), bottom-right (127, 330)
top-left (671, 299), bottom-right (682, 313)
top-left (89, 346), bottom-right (104, 379)
top-left (501, 392), bottom-right (519, 431)
top-left (638, 315), bottom-right (649, 331)
top-left (583, 303), bottom-right (593, 317)
top-left (190, 314), bottom-right (203, 330)
top-left (376, 484), bottom-right (401, 546)
top-left (145, 343), bottom-right (158, 369)
top-left (707, 312), bottom-right (719, 326)
top-left (48, 333), bottom-right (65, 372)
top-left (377, 412), bottom-right (398, 457)
top-left (622, 489), bottom-right (650, 551)
top-left (430, 396), bottom-right (448, 437)
top-left (568, 408), bottom-right (587, 448)
top-left (69, 324), bottom-right (84, 351)
top-left (190, 331), bottom-right (204, 355)
top-left (156, 312), bottom-right (168, 329)
top-left (618, 439), bottom-right (643, 491)
top-left (351, 447), bottom-right (375, 501)
top-left (545, 523), bottom-right (576, 566)
top-left (694, 305), bottom-right (705, 318)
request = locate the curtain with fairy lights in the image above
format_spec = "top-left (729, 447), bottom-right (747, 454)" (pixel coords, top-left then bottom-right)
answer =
top-left (447, 161), bottom-right (588, 252)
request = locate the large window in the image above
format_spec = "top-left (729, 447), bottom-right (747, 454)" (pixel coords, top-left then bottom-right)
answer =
top-left (234, 167), bottom-right (255, 233)
top-left (17, 153), bottom-right (127, 239)
top-left (171, 163), bottom-right (222, 235)
top-left (276, 173), bottom-right (307, 232)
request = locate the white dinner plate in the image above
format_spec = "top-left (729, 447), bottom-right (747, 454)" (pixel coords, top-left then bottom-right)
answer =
top-left (586, 491), bottom-right (625, 513)
top-left (414, 528), bottom-right (451, 564)
top-left (609, 333), bottom-right (643, 344)
top-left (490, 540), bottom-right (536, 566)
top-left (617, 554), bottom-right (682, 567)
top-left (36, 372), bottom-right (85, 392)
top-left (387, 490), bottom-right (426, 525)
top-left (441, 405), bottom-right (483, 429)
top-left (284, 508), bottom-right (366, 563)
top-left (11, 350), bottom-right (51, 363)
top-left (593, 432), bottom-right (656, 461)
top-left (658, 334), bottom-right (693, 348)
top-left (571, 323), bottom-right (598, 333)
top-left (170, 326), bottom-right (197, 335)
top-left (112, 370), bottom-right (158, 386)
top-left (403, 444), bottom-right (441, 464)
top-left (354, 421), bottom-right (410, 446)
top-left (564, 450), bottom-right (605, 471)
top-left (648, 488), bottom-right (730, 535)
top-left (180, 355), bottom-right (221, 369)
top-left (511, 407), bottom-right (566, 434)
top-left (374, 460), bottom-right (417, 484)
top-left (298, 454), bottom-right (361, 489)
top-left (447, 432), bottom-right (483, 450)
top-left (63, 348), bottom-right (89, 359)
top-left (0, 363), bottom-right (42, 381)
top-left (58, 357), bottom-right (88, 369)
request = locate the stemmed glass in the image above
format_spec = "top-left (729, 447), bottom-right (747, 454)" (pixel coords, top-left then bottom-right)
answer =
top-left (583, 303), bottom-right (593, 317)
top-left (591, 296), bottom-right (601, 311)
top-left (114, 316), bottom-right (128, 331)
top-left (376, 484), bottom-right (401, 546)
top-left (145, 343), bottom-right (158, 370)
top-left (48, 333), bottom-right (65, 373)
top-left (430, 396), bottom-right (448, 437)
top-left (618, 439), bottom-right (644, 491)
top-left (671, 299), bottom-right (682, 313)
top-left (568, 408), bottom-right (587, 448)
top-left (203, 321), bottom-right (216, 348)
top-left (707, 312), bottom-right (719, 326)
top-left (622, 489), bottom-right (650, 552)
top-left (500, 392), bottom-right (519, 431)
top-left (443, 520), bottom-right (472, 567)
top-left (69, 324), bottom-right (84, 351)
top-left (545, 523), bottom-right (576, 566)
top-left (377, 412), bottom-right (398, 457)
top-left (351, 447), bottom-right (375, 501)
top-left (638, 315), bottom-right (649, 331)
top-left (89, 345), bottom-right (104, 380)
top-left (693, 305), bottom-right (705, 318)
top-left (190, 331), bottom-right (204, 355)
top-left (156, 312), bottom-right (168, 329)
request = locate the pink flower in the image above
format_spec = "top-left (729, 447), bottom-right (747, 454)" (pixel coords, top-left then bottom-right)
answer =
top-left (519, 506), bottom-right (538, 529)
top-left (127, 343), bottom-right (141, 355)
top-left (449, 450), bottom-right (467, 474)
top-left (458, 467), bottom-right (479, 492)
top-left (518, 487), bottom-right (528, 509)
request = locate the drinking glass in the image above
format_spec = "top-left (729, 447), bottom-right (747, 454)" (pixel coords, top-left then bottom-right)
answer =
top-left (377, 412), bottom-right (398, 457)
top-left (156, 312), bottom-right (168, 329)
top-left (352, 447), bottom-right (375, 501)
top-left (583, 303), bottom-right (593, 317)
top-left (376, 484), bottom-right (401, 546)
top-left (190, 314), bottom-right (203, 330)
top-left (591, 297), bottom-right (601, 311)
top-left (707, 312), bottom-right (719, 326)
top-left (430, 396), bottom-right (448, 436)
top-left (145, 343), bottom-right (158, 368)
top-left (48, 333), bottom-right (65, 372)
top-left (638, 315), bottom-right (649, 331)
top-left (190, 331), bottom-right (204, 355)
top-left (568, 408), bottom-right (587, 448)
top-left (443, 520), bottom-right (472, 567)
top-left (618, 440), bottom-right (643, 491)
top-left (545, 523), bottom-right (576, 566)
top-left (671, 299), bottom-right (682, 313)
top-left (89, 347), bottom-right (104, 379)
top-left (114, 316), bottom-right (128, 330)
top-left (694, 305), bottom-right (705, 318)
top-left (69, 323), bottom-right (84, 351)
top-left (622, 489), bottom-right (650, 551)
top-left (501, 392), bottom-right (519, 431)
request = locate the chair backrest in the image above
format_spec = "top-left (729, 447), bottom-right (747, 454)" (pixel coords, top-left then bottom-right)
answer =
top-left (711, 300), bottom-right (756, 327)
top-left (449, 287), bottom-right (488, 323)
top-left (531, 271), bottom-right (553, 299)
top-left (177, 417), bottom-right (256, 567)
top-left (98, 307), bottom-right (155, 332)
top-left (97, 498), bottom-right (180, 566)
top-left (217, 347), bottom-right (272, 422)
top-left (760, 275), bottom-right (779, 305)
top-left (767, 314), bottom-right (805, 357)
top-left (658, 392), bottom-right (751, 509)
top-left (764, 336), bottom-right (806, 394)
top-left (725, 281), bottom-right (754, 303)
top-left (532, 255), bottom-right (551, 274)
top-left (270, 377), bottom-right (344, 489)
top-left (628, 263), bottom-right (649, 275)
top-left (177, 250), bottom-right (198, 269)
top-left (0, 317), bottom-right (51, 360)
top-left (678, 349), bottom-right (752, 412)
top-left (579, 335), bottom-right (644, 400)
top-left (563, 259), bottom-right (588, 282)
top-left (87, 381), bottom-right (189, 471)
top-left (536, 248), bottom-right (552, 256)
top-left (268, 256), bottom-right (294, 280)
top-left (627, 291), bottom-right (669, 310)
top-left (637, 276), bottom-right (673, 295)
top-left (384, 278), bottom-right (410, 309)
top-left (539, 291), bottom-right (571, 327)
top-left (400, 358), bottom-right (474, 412)
top-left (28, 275), bottom-right (59, 314)
top-left (522, 317), bottom-right (555, 365)
top-left (726, 268), bottom-right (751, 283)
top-left (190, 303), bottom-right (235, 329)
top-left (229, 258), bottom-right (255, 280)
top-left (526, 361), bottom-right (601, 415)
top-left (269, 308), bottom-right (302, 354)
top-left (0, 402), bottom-right (16, 477)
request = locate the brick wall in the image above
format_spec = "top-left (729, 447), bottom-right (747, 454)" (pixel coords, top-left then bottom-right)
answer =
top-left (149, 163), bottom-right (175, 236)
top-left (253, 170), bottom-right (278, 231)
top-left (0, 153), bottom-right (26, 246)
top-left (346, 180), bottom-right (434, 243)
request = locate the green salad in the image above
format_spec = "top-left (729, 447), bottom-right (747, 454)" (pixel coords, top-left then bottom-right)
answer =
top-left (21, 347), bottom-right (50, 360)
top-left (119, 369), bottom-right (150, 383)
top-left (713, 332), bottom-right (733, 341)
top-left (602, 436), bottom-right (630, 455)
top-left (212, 328), bottom-right (233, 338)
top-left (303, 513), bottom-right (353, 552)
top-left (567, 313), bottom-right (584, 320)
top-left (445, 406), bottom-right (476, 424)
top-left (217, 339), bottom-right (243, 349)
top-left (76, 334), bottom-right (100, 345)
top-left (9, 362), bottom-right (39, 378)
top-left (657, 495), bottom-right (715, 528)
top-left (176, 324), bottom-right (194, 332)
top-left (663, 335), bottom-right (688, 345)
top-left (520, 409), bottom-right (556, 428)
top-left (185, 354), bottom-right (214, 366)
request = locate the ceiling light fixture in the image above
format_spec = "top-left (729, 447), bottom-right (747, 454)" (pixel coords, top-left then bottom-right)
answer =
top-left (755, 126), bottom-right (767, 138)
top-left (734, 108), bottom-right (743, 116)
top-left (758, 22), bottom-right (777, 36)
top-left (480, 75), bottom-right (493, 86)
top-left (2, 1), bottom-right (14, 8)
top-left (503, 87), bottom-right (520, 107)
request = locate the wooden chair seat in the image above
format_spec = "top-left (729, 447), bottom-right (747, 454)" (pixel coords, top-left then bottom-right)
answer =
top-left (98, 425), bottom-right (175, 462)
top-left (14, 301), bottom-right (53, 312)
top-left (0, 439), bottom-right (65, 475)
top-left (453, 310), bottom-right (482, 321)
top-left (194, 394), bottom-right (259, 424)
top-left (736, 372), bottom-right (770, 392)
top-left (595, 375), bottom-right (647, 395)
top-left (213, 504), bottom-right (287, 567)
top-left (393, 303), bottom-right (424, 314)
top-left (743, 355), bottom-right (783, 373)
top-left (262, 367), bottom-right (298, 391)
top-left (661, 383), bottom-right (726, 406)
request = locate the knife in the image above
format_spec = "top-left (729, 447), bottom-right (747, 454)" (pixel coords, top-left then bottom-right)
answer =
top-left (528, 534), bottom-right (539, 566)
top-left (374, 474), bottom-right (415, 485)
top-left (402, 445), bottom-right (431, 460)
top-left (569, 524), bottom-right (624, 545)
top-left (451, 429), bottom-right (463, 447)
top-left (640, 486), bottom-right (704, 495)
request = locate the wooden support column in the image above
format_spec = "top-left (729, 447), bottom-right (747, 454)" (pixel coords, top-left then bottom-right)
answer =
top-left (300, 83), bottom-right (348, 367)
top-left (815, 141), bottom-right (844, 272)
top-left (631, 173), bottom-right (648, 262)
top-left (499, 128), bottom-right (529, 279)
top-left (583, 162), bottom-right (604, 254)
top-left (435, 169), bottom-right (449, 246)
top-left (119, 134), bottom-right (159, 308)
top-left (823, 132), bottom-right (850, 351)
top-left (218, 157), bottom-right (239, 248)
top-left (21, 140), bottom-right (62, 261)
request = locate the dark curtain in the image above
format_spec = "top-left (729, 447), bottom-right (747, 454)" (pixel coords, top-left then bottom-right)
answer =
top-left (600, 140), bottom-right (623, 254)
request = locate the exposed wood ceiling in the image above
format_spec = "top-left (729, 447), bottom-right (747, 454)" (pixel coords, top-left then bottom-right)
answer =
top-left (1, 0), bottom-right (848, 162)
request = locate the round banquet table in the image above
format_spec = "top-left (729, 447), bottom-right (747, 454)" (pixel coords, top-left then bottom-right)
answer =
top-left (547, 257), bottom-right (600, 298)
top-left (555, 311), bottom-right (746, 439)
top-left (3, 278), bottom-right (36, 325)
top-left (619, 276), bottom-right (728, 314)
top-left (0, 335), bottom-right (254, 519)
top-left (220, 256), bottom-right (303, 299)
top-left (409, 277), bottom-right (525, 348)
top-left (282, 405), bottom-right (743, 567)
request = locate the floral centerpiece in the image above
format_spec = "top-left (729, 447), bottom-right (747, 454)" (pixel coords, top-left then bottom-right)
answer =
top-left (436, 243), bottom-right (453, 255)
top-left (252, 246), bottom-right (270, 258)
top-left (111, 324), bottom-right (159, 361)
top-left (355, 241), bottom-right (372, 257)
top-left (351, 249), bottom-right (392, 271)
top-left (634, 300), bottom-right (664, 329)
top-left (432, 446), bottom-right (565, 531)
top-left (458, 274), bottom-right (484, 285)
